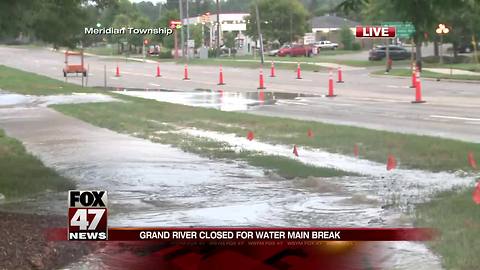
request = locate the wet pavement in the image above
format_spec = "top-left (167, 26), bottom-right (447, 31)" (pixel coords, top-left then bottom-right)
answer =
top-left (0, 92), bottom-right (444, 269)
top-left (116, 88), bottom-right (317, 111)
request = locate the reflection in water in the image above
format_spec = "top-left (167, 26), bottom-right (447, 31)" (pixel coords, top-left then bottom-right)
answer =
top-left (116, 88), bottom-right (315, 111)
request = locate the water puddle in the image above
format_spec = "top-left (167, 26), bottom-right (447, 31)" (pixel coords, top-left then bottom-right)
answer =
top-left (0, 90), bottom-right (116, 108)
top-left (115, 88), bottom-right (317, 111)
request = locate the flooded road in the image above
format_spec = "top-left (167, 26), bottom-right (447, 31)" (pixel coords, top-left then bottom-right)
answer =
top-left (0, 91), bottom-right (444, 269)
top-left (116, 88), bottom-right (316, 111)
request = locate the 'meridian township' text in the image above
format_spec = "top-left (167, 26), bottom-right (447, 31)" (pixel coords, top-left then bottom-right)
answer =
top-left (85, 27), bottom-right (173, 36)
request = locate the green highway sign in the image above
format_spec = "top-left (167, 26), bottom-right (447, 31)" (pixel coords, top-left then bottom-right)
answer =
top-left (382, 21), bottom-right (415, 38)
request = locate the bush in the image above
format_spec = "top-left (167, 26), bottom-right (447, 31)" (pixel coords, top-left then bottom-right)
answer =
top-left (340, 25), bottom-right (355, 50)
top-left (351, 42), bottom-right (361, 51)
top-left (158, 50), bottom-right (173, 59)
top-left (208, 48), bottom-right (220, 58)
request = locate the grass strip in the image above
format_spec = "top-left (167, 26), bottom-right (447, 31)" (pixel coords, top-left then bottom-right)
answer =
top-left (372, 68), bottom-right (480, 81)
top-left (0, 65), bottom-right (97, 95)
top-left (0, 129), bottom-right (75, 199)
top-left (416, 187), bottom-right (480, 270)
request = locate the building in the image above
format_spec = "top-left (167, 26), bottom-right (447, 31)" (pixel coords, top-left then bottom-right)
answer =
top-left (309, 15), bottom-right (359, 44)
top-left (182, 13), bottom-right (255, 56)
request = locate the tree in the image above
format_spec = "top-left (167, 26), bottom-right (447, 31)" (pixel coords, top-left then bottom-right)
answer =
top-left (223, 31), bottom-right (236, 49)
top-left (246, 0), bottom-right (309, 44)
top-left (152, 9), bottom-right (180, 49)
top-left (339, 25), bottom-right (354, 49)
top-left (337, 0), bottom-right (464, 69)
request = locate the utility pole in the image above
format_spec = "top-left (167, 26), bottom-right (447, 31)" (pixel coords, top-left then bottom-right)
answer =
top-left (186, 0), bottom-right (190, 60)
top-left (179, 0), bottom-right (185, 60)
top-left (255, 0), bottom-right (264, 65)
top-left (216, 0), bottom-right (220, 57)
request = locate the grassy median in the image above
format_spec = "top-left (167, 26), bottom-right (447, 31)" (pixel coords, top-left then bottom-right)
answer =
top-left (0, 129), bottom-right (75, 199)
top-left (372, 68), bottom-right (480, 81)
top-left (0, 65), bottom-right (96, 95)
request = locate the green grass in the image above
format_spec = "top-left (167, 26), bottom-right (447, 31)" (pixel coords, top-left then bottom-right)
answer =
top-left (372, 68), bottom-right (480, 81)
top-left (0, 129), bottom-right (75, 199)
top-left (84, 46), bottom-right (117, 56)
top-left (0, 65), bottom-right (98, 95)
top-left (416, 187), bottom-right (480, 270)
top-left (423, 62), bottom-right (480, 73)
top-left (51, 93), bottom-right (480, 173)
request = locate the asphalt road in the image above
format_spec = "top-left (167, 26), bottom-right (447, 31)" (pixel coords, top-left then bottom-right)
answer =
top-left (1, 46), bottom-right (479, 143)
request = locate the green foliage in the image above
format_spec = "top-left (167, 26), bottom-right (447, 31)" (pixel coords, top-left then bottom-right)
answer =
top-left (153, 9), bottom-right (179, 49)
top-left (223, 32), bottom-right (236, 49)
top-left (351, 42), bottom-right (361, 50)
top-left (246, 0), bottom-right (309, 44)
top-left (190, 24), bottom-right (204, 48)
top-left (339, 24), bottom-right (354, 49)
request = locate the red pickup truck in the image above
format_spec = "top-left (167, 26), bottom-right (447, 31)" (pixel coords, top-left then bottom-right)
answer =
top-left (277, 45), bottom-right (313, 57)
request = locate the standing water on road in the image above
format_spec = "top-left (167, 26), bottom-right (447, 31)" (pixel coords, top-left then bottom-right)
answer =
top-left (0, 92), bottom-right (442, 269)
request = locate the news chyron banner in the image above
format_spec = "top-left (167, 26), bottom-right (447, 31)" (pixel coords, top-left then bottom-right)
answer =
top-left (65, 190), bottom-right (436, 242)
top-left (68, 190), bottom-right (108, 240)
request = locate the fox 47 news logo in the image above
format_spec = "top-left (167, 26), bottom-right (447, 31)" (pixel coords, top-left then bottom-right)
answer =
top-left (68, 190), bottom-right (108, 240)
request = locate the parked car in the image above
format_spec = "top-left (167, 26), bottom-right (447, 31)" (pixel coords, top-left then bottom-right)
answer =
top-left (313, 40), bottom-right (339, 50)
top-left (457, 41), bottom-right (480, 53)
top-left (368, 45), bottom-right (411, 61)
top-left (268, 45), bottom-right (290, 56)
top-left (277, 44), bottom-right (313, 57)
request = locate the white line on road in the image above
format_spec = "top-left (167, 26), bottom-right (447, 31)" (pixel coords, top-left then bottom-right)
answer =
top-left (386, 85), bottom-right (410, 89)
top-left (149, 83), bottom-right (162, 87)
top-left (430, 115), bottom-right (480, 121)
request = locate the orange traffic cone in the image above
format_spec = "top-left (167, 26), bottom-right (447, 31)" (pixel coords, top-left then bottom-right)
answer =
top-left (473, 181), bottom-right (480, 204)
top-left (115, 65), bottom-right (120, 77)
top-left (354, 144), bottom-right (359, 157)
top-left (337, 66), bottom-right (344, 83)
top-left (218, 65), bottom-right (225, 85)
top-left (296, 63), bottom-right (302, 79)
top-left (307, 128), bottom-right (314, 138)
top-left (156, 64), bottom-right (161, 77)
top-left (258, 70), bottom-right (266, 89)
top-left (247, 131), bottom-right (254, 141)
top-left (270, 61), bottom-right (276, 77)
top-left (326, 70), bottom-right (336, 97)
top-left (293, 145), bottom-right (299, 157)
top-left (183, 64), bottom-right (190, 80)
top-left (386, 154), bottom-right (397, 171)
top-left (412, 69), bottom-right (426, 103)
top-left (410, 63), bottom-right (416, 88)
top-left (468, 152), bottom-right (477, 169)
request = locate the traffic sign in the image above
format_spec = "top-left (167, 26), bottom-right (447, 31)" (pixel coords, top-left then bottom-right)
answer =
top-left (382, 21), bottom-right (415, 38)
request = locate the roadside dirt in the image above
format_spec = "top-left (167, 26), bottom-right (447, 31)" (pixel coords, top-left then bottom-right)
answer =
top-left (0, 211), bottom-right (95, 270)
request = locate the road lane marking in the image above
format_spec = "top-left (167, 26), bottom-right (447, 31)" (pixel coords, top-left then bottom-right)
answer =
top-left (386, 85), bottom-right (410, 89)
top-left (430, 115), bottom-right (480, 121)
top-left (149, 83), bottom-right (162, 87)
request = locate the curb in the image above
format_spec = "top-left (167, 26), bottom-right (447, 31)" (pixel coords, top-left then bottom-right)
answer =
top-left (369, 73), bottom-right (480, 84)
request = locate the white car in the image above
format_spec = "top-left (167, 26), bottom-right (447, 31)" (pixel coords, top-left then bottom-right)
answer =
top-left (313, 40), bottom-right (338, 50)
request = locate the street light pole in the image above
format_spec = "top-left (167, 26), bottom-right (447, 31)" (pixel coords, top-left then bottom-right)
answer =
top-left (179, 0), bottom-right (185, 60)
top-left (255, 0), bottom-right (264, 65)
top-left (436, 24), bottom-right (450, 65)
top-left (186, 0), bottom-right (190, 60)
